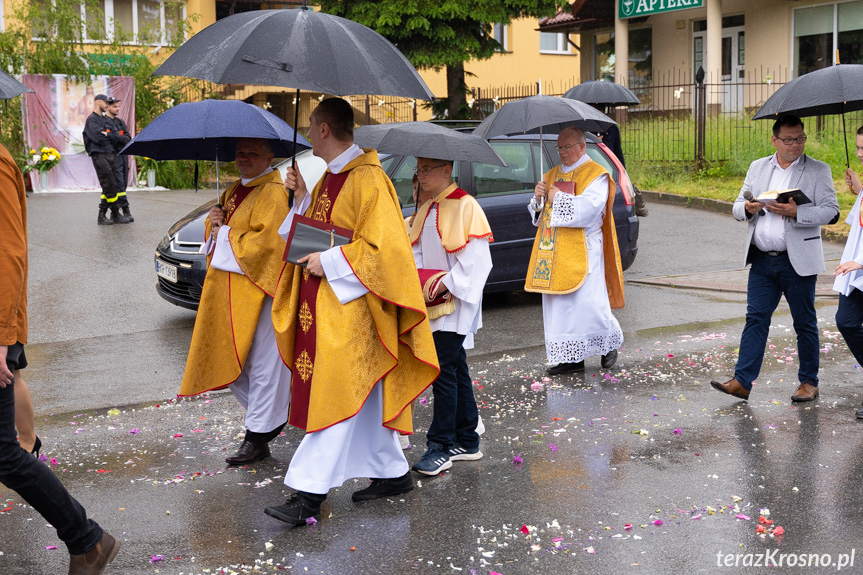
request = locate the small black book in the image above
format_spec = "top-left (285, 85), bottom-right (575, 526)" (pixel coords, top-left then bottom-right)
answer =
top-left (756, 188), bottom-right (812, 205)
top-left (283, 215), bottom-right (353, 267)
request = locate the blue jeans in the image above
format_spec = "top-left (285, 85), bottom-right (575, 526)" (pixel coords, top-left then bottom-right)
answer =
top-left (426, 331), bottom-right (479, 450)
top-left (734, 250), bottom-right (819, 389)
top-left (0, 343), bottom-right (102, 555)
top-left (836, 290), bottom-right (863, 367)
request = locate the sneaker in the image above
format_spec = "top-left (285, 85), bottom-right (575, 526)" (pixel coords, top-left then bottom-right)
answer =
top-left (411, 443), bottom-right (452, 476)
top-left (448, 445), bottom-right (483, 461)
top-left (399, 434), bottom-right (411, 450)
top-left (475, 414), bottom-right (485, 436)
top-left (352, 471), bottom-right (413, 501)
top-left (264, 492), bottom-right (322, 525)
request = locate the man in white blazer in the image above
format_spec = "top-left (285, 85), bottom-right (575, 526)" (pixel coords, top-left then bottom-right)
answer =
top-left (710, 114), bottom-right (839, 403)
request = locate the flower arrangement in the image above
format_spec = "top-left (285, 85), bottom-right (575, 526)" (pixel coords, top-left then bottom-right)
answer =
top-left (23, 146), bottom-right (62, 173)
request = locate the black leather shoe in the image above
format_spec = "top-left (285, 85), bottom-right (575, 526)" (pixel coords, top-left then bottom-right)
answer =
top-left (352, 471), bottom-right (413, 501)
top-left (856, 407), bottom-right (863, 419)
top-left (601, 349), bottom-right (618, 369)
top-left (547, 361), bottom-right (585, 375)
top-left (265, 493), bottom-right (322, 525)
top-left (225, 439), bottom-right (270, 465)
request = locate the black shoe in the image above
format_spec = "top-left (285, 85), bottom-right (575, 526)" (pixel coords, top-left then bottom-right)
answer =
top-left (601, 349), bottom-right (618, 369)
top-left (111, 209), bottom-right (133, 224)
top-left (225, 439), bottom-right (270, 465)
top-left (856, 408), bottom-right (863, 420)
top-left (31, 436), bottom-right (41, 458)
top-left (97, 209), bottom-right (113, 225)
top-left (121, 206), bottom-right (134, 222)
top-left (265, 492), bottom-right (323, 525)
top-left (546, 361), bottom-right (585, 375)
top-left (352, 471), bottom-right (413, 501)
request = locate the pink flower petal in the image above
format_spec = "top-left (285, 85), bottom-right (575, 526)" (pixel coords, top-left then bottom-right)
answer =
top-left (306, 516), bottom-right (317, 526)
top-left (549, 442), bottom-right (558, 452)
top-left (652, 520), bottom-right (663, 526)
top-left (45, 545), bottom-right (58, 550)
top-left (736, 514), bottom-right (751, 521)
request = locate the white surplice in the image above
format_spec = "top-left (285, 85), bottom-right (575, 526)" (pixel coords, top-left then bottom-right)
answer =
top-left (528, 155), bottom-right (623, 364)
top-left (412, 202), bottom-right (492, 348)
top-left (204, 166), bottom-right (292, 434)
top-left (278, 145), bottom-right (408, 494)
top-left (833, 191), bottom-right (863, 297)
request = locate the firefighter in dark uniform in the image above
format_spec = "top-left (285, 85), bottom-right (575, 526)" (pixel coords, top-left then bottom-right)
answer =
top-left (83, 94), bottom-right (131, 225)
top-left (105, 97), bottom-right (134, 222)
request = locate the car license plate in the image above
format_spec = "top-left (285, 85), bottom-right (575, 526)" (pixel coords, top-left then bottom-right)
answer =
top-left (155, 259), bottom-right (178, 283)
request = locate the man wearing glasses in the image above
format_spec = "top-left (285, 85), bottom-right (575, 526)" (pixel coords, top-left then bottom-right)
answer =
top-left (711, 114), bottom-right (839, 403)
top-left (527, 126), bottom-right (625, 375)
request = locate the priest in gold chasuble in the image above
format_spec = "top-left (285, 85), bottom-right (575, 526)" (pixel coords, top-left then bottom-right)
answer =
top-left (527, 127), bottom-right (625, 376)
top-left (180, 139), bottom-right (293, 466)
top-left (266, 98), bottom-right (439, 526)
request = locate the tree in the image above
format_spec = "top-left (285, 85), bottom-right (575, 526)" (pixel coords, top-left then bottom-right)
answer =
top-left (319, 0), bottom-right (567, 119)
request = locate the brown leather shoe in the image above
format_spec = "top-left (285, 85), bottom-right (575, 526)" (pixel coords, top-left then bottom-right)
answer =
top-left (709, 378), bottom-right (750, 400)
top-left (791, 382), bottom-right (819, 402)
top-left (68, 531), bottom-right (120, 574)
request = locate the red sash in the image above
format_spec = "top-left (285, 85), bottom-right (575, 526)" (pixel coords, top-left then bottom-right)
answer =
top-left (223, 184), bottom-right (255, 225)
top-left (289, 171), bottom-right (351, 430)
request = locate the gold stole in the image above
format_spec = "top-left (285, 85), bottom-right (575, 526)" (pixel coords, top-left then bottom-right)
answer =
top-left (525, 161), bottom-right (614, 295)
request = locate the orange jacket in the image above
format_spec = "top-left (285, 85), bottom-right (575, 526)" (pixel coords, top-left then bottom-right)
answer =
top-left (0, 143), bottom-right (28, 346)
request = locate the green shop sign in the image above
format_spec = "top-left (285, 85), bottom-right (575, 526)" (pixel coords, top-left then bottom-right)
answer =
top-left (619, 0), bottom-right (704, 19)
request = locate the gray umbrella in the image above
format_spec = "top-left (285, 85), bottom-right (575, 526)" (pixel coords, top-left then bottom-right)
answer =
top-left (472, 95), bottom-right (616, 139)
top-left (354, 122), bottom-right (506, 167)
top-left (0, 70), bottom-right (33, 100)
top-left (563, 81), bottom-right (640, 107)
top-left (752, 64), bottom-right (863, 167)
top-left (152, 9), bottom-right (433, 100)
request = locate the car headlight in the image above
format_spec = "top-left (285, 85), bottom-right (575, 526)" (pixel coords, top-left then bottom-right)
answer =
top-left (158, 234), bottom-right (171, 252)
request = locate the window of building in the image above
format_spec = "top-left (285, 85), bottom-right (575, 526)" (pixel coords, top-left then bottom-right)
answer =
top-left (540, 32), bottom-right (569, 54)
top-left (493, 22), bottom-right (508, 52)
top-left (594, 28), bottom-right (652, 99)
top-left (33, 0), bottom-right (185, 45)
top-left (794, 1), bottom-right (863, 75)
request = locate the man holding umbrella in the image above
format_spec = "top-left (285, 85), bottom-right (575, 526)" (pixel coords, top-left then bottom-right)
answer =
top-left (180, 138), bottom-right (293, 465)
top-left (710, 114), bottom-right (839, 403)
top-left (408, 156), bottom-right (493, 476)
top-left (527, 126), bottom-right (625, 375)
top-left (266, 98), bottom-right (439, 525)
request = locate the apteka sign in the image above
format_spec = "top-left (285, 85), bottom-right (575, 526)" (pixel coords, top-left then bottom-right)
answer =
top-left (619, 0), bottom-right (704, 19)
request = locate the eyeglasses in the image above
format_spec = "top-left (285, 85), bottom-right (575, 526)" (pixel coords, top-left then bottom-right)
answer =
top-left (414, 164), bottom-right (448, 176)
top-left (777, 135), bottom-right (807, 145)
top-left (555, 143), bottom-right (583, 152)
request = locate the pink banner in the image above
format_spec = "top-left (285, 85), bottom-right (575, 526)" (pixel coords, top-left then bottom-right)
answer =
top-left (21, 75), bottom-right (137, 191)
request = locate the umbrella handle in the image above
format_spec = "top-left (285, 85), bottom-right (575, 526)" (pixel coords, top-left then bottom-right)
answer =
top-left (288, 88), bottom-right (300, 210)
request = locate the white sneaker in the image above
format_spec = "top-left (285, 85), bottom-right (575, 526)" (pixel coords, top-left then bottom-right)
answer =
top-left (399, 434), bottom-right (411, 450)
top-left (475, 414), bottom-right (485, 436)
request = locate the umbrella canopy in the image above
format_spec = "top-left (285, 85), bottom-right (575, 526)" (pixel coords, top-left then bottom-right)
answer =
top-left (752, 64), bottom-right (863, 120)
top-left (119, 99), bottom-right (310, 161)
top-left (472, 95), bottom-right (617, 140)
top-left (0, 70), bottom-right (33, 100)
top-left (153, 9), bottom-right (433, 101)
top-left (354, 122), bottom-right (506, 167)
top-left (563, 81), bottom-right (640, 107)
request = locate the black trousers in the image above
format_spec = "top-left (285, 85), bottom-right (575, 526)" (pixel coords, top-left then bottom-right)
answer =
top-left (113, 154), bottom-right (129, 208)
top-left (91, 152), bottom-right (118, 209)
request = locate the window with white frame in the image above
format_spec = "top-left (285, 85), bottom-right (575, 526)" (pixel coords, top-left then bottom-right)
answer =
top-left (539, 31), bottom-right (569, 54)
top-left (34, 0), bottom-right (185, 45)
top-left (794, 1), bottom-right (863, 76)
top-left (493, 22), bottom-right (508, 52)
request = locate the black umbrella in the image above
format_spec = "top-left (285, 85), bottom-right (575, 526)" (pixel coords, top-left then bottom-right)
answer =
top-left (153, 7), bottom-right (433, 205)
top-left (354, 122), bottom-right (506, 167)
top-left (120, 99), bottom-right (310, 195)
top-left (473, 95), bottom-right (616, 140)
top-left (0, 70), bottom-right (33, 100)
top-left (563, 81), bottom-right (640, 107)
top-left (752, 64), bottom-right (863, 167)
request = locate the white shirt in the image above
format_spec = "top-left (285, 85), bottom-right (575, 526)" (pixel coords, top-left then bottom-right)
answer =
top-left (752, 154), bottom-right (800, 252)
top-left (834, 191), bottom-right (863, 296)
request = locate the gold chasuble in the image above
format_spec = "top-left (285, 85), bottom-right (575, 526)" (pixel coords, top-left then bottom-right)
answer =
top-left (272, 149), bottom-right (440, 434)
top-left (408, 183), bottom-right (493, 251)
top-left (180, 171), bottom-right (290, 396)
top-left (525, 161), bottom-right (625, 308)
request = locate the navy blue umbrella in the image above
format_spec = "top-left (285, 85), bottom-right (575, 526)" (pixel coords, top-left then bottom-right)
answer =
top-left (120, 99), bottom-right (310, 161)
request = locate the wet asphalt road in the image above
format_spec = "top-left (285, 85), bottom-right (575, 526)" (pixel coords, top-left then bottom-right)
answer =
top-left (4, 189), bottom-right (862, 575)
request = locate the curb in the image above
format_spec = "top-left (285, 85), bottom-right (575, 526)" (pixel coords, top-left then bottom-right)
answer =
top-left (639, 189), bottom-right (849, 244)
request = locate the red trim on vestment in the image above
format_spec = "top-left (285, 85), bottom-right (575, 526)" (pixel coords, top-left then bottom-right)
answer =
top-left (446, 188), bottom-right (469, 199)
